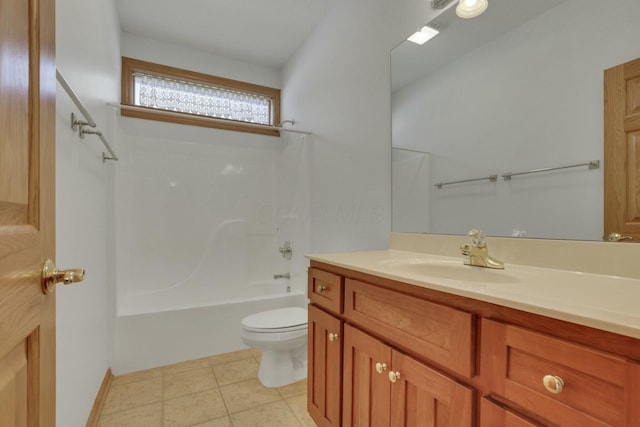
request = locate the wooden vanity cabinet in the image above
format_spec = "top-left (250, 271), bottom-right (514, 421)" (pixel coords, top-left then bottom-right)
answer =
top-left (308, 261), bottom-right (640, 427)
top-left (309, 265), bottom-right (475, 427)
top-left (308, 268), bottom-right (344, 427)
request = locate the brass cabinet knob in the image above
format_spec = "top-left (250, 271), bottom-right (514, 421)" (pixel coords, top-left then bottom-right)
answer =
top-left (607, 232), bottom-right (632, 242)
top-left (41, 259), bottom-right (85, 295)
top-left (317, 285), bottom-right (327, 293)
top-left (542, 375), bottom-right (564, 394)
top-left (328, 333), bottom-right (339, 342)
top-left (375, 362), bottom-right (387, 374)
top-left (388, 371), bottom-right (401, 383)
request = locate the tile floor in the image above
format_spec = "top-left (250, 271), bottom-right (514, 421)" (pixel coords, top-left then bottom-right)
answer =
top-left (98, 349), bottom-right (317, 427)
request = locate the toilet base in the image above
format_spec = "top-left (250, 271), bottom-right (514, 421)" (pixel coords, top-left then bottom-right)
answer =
top-left (257, 346), bottom-right (307, 388)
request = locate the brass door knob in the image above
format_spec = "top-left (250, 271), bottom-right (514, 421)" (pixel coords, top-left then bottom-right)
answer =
top-left (41, 259), bottom-right (85, 294)
top-left (375, 362), bottom-right (387, 373)
top-left (388, 371), bottom-right (401, 383)
top-left (542, 375), bottom-right (564, 394)
top-left (607, 232), bottom-right (632, 242)
top-left (328, 333), bottom-right (339, 342)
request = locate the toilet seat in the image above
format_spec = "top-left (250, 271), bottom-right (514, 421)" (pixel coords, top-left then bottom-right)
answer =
top-left (241, 307), bottom-right (307, 333)
top-left (243, 323), bottom-right (307, 333)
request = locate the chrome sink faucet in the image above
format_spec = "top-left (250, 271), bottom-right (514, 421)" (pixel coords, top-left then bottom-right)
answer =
top-left (460, 229), bottom-right (505, 269)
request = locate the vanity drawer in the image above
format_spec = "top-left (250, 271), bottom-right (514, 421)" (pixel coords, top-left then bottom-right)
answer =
top-left (308, 268), bottom-right (344, 315)
top-left (482, 318), bottom-right (640, 427)
top-left (480, 398), bottom-right (542, 426)
top-left (344, 278), bottom-right (474, 378)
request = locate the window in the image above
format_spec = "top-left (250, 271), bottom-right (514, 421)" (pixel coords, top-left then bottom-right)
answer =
top-left (121, 57), bottom-right (281, 136)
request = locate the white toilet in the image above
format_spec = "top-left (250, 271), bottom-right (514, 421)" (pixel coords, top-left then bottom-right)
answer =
top-left (241, 307), bottom-right (308, 388)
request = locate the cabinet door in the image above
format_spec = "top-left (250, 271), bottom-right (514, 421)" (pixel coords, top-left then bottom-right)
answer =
top-left (308, 304), bottom-right (343, 427)
top-left (343, 324), bottom-right (392, 427)
top-left (390, 350), bottom-right (474, 427)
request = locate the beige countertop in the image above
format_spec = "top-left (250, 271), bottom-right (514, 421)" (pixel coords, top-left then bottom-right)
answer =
top-left (307, 236), bottom-right (640, 340)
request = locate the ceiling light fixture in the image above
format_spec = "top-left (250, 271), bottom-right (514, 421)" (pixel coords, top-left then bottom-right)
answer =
top-left (455, 0), bottom-right (488, 19)
top-left (407, 24), bottom-right (440, 45)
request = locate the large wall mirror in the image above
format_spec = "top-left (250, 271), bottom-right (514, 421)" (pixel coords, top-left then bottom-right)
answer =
top-left (391, 0), bottom-right (640, 240)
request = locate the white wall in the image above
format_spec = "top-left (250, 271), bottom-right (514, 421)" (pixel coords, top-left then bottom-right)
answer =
top-left (281, 0), bottom-right (418, 252)
top-left (55, 0), bottom-right (120, 425)
top-left (392, 0), bottom-right (640, 240)
top-left (392, 148), bottom-right (431, 232)
top-left (121, 32), bottom-right (280, 89)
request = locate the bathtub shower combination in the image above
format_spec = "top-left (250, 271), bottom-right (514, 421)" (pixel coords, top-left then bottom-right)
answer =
top-left (112, 118), bottom-right (311, 375)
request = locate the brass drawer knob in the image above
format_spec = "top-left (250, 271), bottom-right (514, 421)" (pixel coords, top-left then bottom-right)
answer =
top-left (328, 333), bottom-right (339, 342)
top-left (317, 285), bottom-right (327, 293)
top-left (375, 362), bottom-right (387, 374)
top-left (542, 375), bottom-right (564, 394)
top-left (388, 371), bottom-right (401, 383)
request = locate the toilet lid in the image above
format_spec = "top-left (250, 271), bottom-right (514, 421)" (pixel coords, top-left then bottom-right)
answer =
top-left (242, 307), bottom-right (308, 330)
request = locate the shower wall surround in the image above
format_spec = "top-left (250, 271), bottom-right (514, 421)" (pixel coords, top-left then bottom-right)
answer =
top-left (110, 113), bottom-right (311, 372)
top-left (114, 116), bottom-right (311, 314)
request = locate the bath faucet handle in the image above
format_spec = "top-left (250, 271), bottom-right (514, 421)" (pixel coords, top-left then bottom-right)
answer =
top-left (467, 229), bottom-right (486, 247)
top-left (279, 241), bottom-right (293, 260)
top-left (460, 243), bottom-right (471, 256)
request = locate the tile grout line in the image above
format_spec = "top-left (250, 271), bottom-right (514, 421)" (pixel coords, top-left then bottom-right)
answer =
top-left (227, 398), bottom-right (293, 420)
top-left (282, 397), bottom-right (306, 427)
top-left (210, 356), bottom-right (233, 420)
top-left (214, 354), bottom-right (261, 385)
top-left (161, 367), bottom-right (165, 426)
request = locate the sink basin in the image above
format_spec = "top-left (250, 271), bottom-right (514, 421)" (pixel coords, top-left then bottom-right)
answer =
top-left (382, 259), bottom-right (519, 284)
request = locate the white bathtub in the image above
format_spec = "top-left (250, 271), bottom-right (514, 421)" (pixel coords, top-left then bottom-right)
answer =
top-left (112, 280), bottom-right (307, 375)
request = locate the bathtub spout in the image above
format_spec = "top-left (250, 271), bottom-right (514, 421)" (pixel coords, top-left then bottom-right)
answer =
top-left (273, 273), bottom-right (291, 280)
